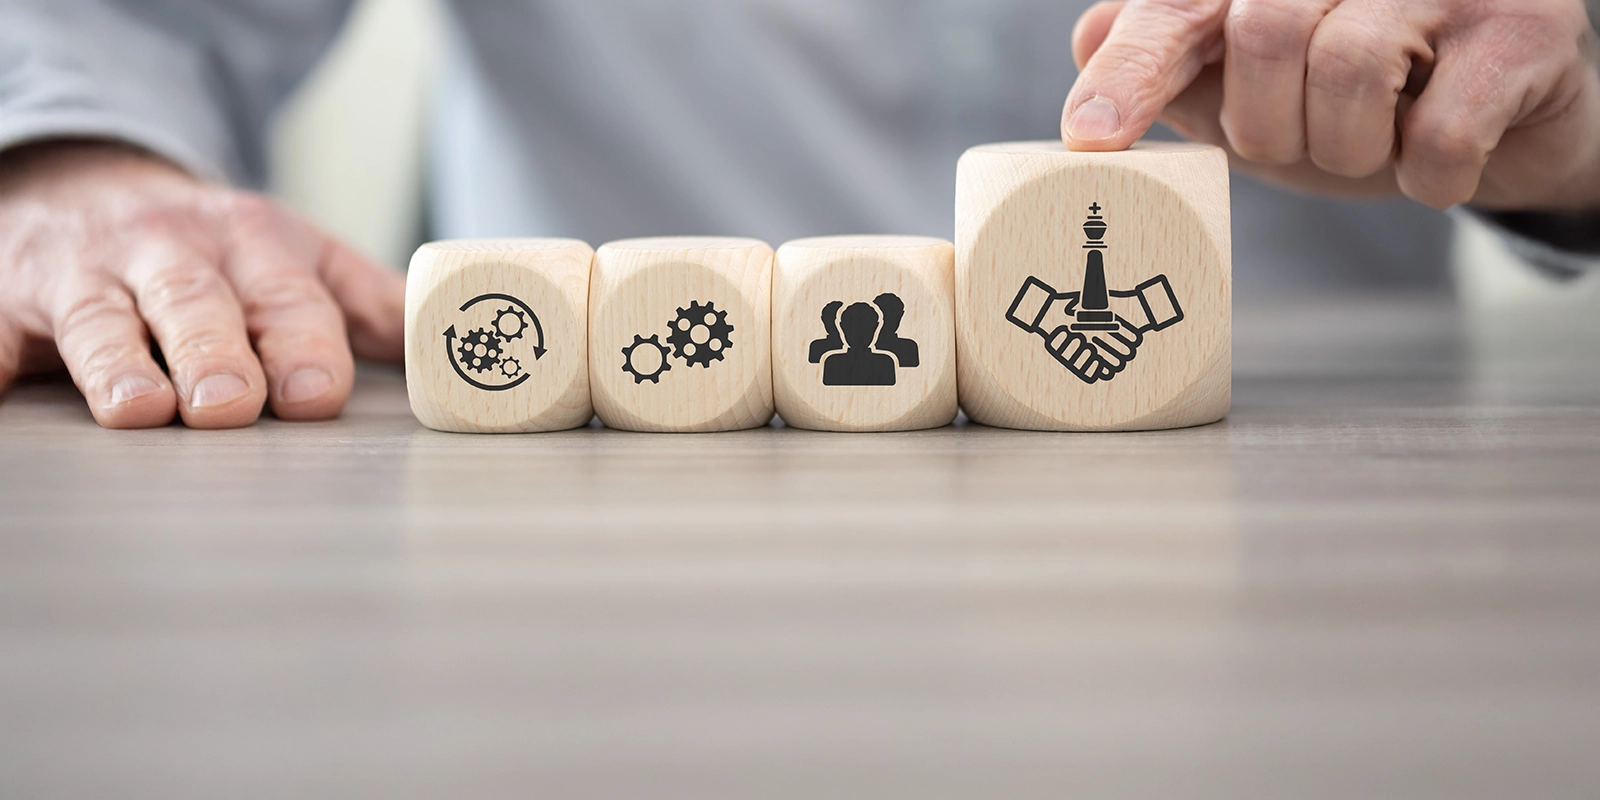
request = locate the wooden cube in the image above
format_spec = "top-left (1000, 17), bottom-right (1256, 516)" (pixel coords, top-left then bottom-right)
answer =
top-left (589, 237), bottom-right (774, 432)
top-left (772, 235), bottom-right (957, 432)
top-left (405, 239), bottom-right (594, 433)
top-left (955, 141), bottom-right (1231, 431)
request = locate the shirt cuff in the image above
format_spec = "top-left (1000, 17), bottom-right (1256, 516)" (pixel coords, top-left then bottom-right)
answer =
top-left (1461, 208), bottom-right (1600, 280)
top-left (0, 110), bottom-right (229, 184)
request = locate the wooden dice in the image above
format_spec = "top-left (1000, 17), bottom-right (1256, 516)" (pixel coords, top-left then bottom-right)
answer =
top-left (405, 239), bottom-right (594, 433)
top-left (955, 141), bottom-right (1232, 431)
top-left (772, 235), bottom-right (957, 432)
top-left (589, 237), bottom-right (774, 432)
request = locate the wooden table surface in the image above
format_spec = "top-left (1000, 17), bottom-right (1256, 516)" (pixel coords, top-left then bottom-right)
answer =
top-left (2, 296), bottom-right (1597, 799)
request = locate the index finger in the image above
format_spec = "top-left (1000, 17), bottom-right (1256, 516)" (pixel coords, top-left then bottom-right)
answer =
top-left (1063, 0), bottom-right (1229, 151)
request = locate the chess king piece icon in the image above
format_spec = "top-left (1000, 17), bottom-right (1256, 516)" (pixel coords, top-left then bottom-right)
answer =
top-left (1005, 203), bottom-right (1185, 385)
top-left (405, 239), bottom-right (593, 433)
top-left (773, 235), bottom-right (957, 432)
top-left (956, 141), bottom-right (1231, 431)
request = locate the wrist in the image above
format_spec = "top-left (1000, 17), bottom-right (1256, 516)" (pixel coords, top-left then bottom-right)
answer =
top-left (0, 139), bottom-right (199, 202)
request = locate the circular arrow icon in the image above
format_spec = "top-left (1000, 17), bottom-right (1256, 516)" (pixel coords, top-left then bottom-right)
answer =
top-left (443, 293), bottom-right (546, 392)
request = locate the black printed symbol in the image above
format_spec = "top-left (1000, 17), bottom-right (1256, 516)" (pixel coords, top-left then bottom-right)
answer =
top-left (808, 292), bottom-right (920, 387)
top-left (622, 300), bottom-right (733, 384)
top-left (621, 334), bottom-right (672, 384)
top-left (1004, 203), bottom-right (1185, 385)
top-left (667, 301), bottom-right (734, 367)
top-left (443, 293), bottom-right (546, 392)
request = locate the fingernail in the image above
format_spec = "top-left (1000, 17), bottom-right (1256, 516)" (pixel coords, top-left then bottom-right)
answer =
top-left (110, 375), bottom-right (161, 406)
top-left (191, 373), bottom-right (249, 408)
top-left (280, 368), bottom-right (333, 404)
top-left (1068, 97), bottom-right (1123, 142)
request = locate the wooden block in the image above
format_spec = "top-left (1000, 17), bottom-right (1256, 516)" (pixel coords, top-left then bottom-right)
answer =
top-left (955, 141), bottom-right (1231, 431)
top-left (405, 239), bottom-right (593, 433)
top-left (772, 235), bottom-right (958, 432)
top-left (589, 237), bottom-right (774, 432)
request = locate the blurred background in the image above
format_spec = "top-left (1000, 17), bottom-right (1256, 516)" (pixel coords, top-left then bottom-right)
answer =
top-left (267, 0), bottom-right (1598, 332)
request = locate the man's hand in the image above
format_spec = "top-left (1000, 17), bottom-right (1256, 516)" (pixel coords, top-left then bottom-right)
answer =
top-left (1062, 0), bottom-right (1600, 211)
top-left (0, 142), bottom-right (404, 429)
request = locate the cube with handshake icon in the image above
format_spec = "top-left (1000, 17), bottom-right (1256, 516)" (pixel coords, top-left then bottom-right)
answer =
top-left (955, 141), bottom-right (1232, 432)
top-left (1005, 272), bottom-right (1185, 385)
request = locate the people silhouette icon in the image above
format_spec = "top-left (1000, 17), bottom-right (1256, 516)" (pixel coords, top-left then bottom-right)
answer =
top-left (808, 300), bottom-right (844, 364)
top-left (822, 302), bottom-right (899, 386)
top-left (871, 292), bottom-right (919, 368)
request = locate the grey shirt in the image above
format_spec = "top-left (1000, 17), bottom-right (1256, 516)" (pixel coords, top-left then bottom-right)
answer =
top-left (0, 0), bottom-right (1455, 295)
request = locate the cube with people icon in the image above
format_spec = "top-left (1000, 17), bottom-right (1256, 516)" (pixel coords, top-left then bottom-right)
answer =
top-left (955, 141), bottom-right (1232, 431)
top-left (589, 237), bottom-right (774, 432)
top-left (772, 236), bottom-right (958, 432)
top-left (405, 239), bottom-right (594, 433)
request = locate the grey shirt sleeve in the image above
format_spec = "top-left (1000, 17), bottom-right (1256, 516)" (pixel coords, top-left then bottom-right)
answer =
top-left (0, 0), bottom-right (353, 187)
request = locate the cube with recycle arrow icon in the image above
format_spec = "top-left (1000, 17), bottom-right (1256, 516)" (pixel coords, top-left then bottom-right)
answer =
top-left (406, 239), bottom-right (594, 433)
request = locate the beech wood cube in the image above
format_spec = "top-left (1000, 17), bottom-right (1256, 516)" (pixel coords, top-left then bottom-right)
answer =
top-left (772, 235), bottom-right (957, 432)
top-left (955, 141), bottom-right (1232, 431)
top-left (589, 237), bottom-right (774, 432)
top-left (405, 239), bottom-right (593, 433)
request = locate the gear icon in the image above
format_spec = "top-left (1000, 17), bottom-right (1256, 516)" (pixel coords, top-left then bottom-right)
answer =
top-left (456, 327), bottom-right (504, 373)
top-left (666, 301), bottom-right (734, 368)
top-left (621, 334), bottom-right (672, 384)
top-left (500, 357), bottom-right (523, 379)
top-left (493, 306), bottom-right (529, 341)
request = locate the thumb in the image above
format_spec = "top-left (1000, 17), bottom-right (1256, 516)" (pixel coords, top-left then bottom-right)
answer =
top-left (317, 238), bottom-right (405, 363)
top-left (1063, 0), bottom-right (1229, 151)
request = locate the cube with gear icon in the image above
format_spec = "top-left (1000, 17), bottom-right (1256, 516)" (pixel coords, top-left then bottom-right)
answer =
top-left (590, 237), bottom-right (774, 432)
top-left (405, 239), bottom-right (594, 432)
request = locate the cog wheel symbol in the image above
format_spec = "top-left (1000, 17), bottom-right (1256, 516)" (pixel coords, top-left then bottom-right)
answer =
top-left (500, 357), bottom-right (523, 379)
top-left (666, 301), bottom-right (734, 368)
top-left (621, 334), bottom-right (672, 384)
top-left (493, 306), bottom-right (529, 341)
top-left (456, 327), bottom-right (504, 373)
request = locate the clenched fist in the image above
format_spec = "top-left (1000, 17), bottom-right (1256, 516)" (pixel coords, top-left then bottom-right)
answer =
top-left (1063, 0), bottom-right (1600, 211)
top-left (0, 142), bottom-right (404, 429)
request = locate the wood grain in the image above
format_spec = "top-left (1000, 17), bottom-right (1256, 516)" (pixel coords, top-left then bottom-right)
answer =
top-left (3, 297), bottom-right (1600, 798)
top-left (773, 235), bottom-right (958, 432)
top-left (956, 141), bottom-right (1232, 431)
top-left (405, 238), bottom-right (593, 433)
top-left (590, 237), bottom-right (774, 432)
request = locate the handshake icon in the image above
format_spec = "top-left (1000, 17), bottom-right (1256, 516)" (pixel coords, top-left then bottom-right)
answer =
top-left (1005, 272), bottom-right (1185, 385)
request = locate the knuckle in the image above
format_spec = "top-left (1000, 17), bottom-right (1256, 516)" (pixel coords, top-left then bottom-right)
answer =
top-left (54, 286), bottom-right (136, 333)
top-left (242, 271), bottom-right (330, 317)
top-left (1307, 24), bottom-right (1408, 100)
top-left (223, 192), bottom-right (290, 236)
top-left (1227, 0), bottom-right (1317, 63)
top-left (163, 325), bottom-right (253, 365)
top-left (1406, 116), bottom-right (1490, 168)
top-left (122, 203), bottom-right (220, 249)
top-left (223, 192), bottom-right (319, 254)
top-left (1224, 114), bottom-right (1302, 164)
top-left (1398, 164), bottom-right (1476, 209)
top-left (1144, 0), bottom-right (1229, 33)
top-left (76, 340), bottom-right (151, 381)
top-left (140, 263), bottom-right (233, 310)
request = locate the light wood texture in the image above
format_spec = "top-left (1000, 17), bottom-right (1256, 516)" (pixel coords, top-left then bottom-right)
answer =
top-left (590, 237), bottom-right (774, 432)
top-left (773, 235), bottom-right (958, 432)
top-left (956, 141), bottom-right (1232, 431)
top-left (405, 239), bottom-right (593, 432)
top-left (4, 297), bottom-right (1600, 799)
